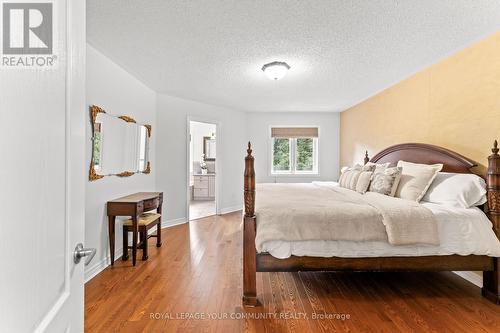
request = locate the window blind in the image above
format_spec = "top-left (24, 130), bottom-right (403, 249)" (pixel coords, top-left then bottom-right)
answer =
top-left (271, 127), bottom-right (318, 138)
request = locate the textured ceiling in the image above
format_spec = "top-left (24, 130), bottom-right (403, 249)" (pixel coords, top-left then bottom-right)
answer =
top-left (87, 1), bottom-right (500, 112)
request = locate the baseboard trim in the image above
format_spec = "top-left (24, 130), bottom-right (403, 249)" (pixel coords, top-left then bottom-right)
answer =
top-left (219, 205), bottom-right (242, 215)
top-left (84, 248), bottom-right (124, 283)
top-left (161, 216), bottom-right (188, 229)
top-left (84, 217), bottom-right (188, 283)
top-left (453, 271), bottom-right (483, 288)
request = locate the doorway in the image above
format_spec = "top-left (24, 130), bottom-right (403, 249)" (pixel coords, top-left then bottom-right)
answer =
top-left (188, 120), bottom-right (217, 220)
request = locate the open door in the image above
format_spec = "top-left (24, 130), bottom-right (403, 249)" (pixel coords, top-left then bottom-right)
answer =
top-left (188, 119), bottom-right (218, 221)
top-left (0, 1), bottom-right (87, 332)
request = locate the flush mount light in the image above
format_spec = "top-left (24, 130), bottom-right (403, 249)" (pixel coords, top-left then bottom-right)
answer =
top-left (261, 61), bottom-right (290, 80)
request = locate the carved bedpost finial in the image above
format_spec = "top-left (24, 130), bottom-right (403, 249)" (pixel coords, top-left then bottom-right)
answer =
top-left (244, 142), bottom-right (255, 217)
top-left (493, 140), bottom-right (499, 155)
top-left (364, 151), bottom-right (370, 165)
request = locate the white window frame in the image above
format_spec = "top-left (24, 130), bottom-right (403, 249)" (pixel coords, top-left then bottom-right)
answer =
top-left (269, 127), bottom-right (319, 176)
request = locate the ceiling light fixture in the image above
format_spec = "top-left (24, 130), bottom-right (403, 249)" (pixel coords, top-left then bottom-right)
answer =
top-left (261, 61), bottom-right (290, 80)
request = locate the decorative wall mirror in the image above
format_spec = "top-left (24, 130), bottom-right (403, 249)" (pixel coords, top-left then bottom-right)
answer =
top-left (203, 136), bottom-right (216, 161)
top-left (89, 105), bottom-right (151, 181)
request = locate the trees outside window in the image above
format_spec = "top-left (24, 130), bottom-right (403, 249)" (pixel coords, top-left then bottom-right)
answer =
top-left (272, 137), bottom-right (318, 174)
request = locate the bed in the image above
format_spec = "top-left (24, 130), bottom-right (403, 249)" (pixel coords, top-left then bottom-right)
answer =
top-left (242, 142), bottom-right (500, 306)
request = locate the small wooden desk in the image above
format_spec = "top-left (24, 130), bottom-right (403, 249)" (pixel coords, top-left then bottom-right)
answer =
top-left (107, 192), bottom-right (163, 266)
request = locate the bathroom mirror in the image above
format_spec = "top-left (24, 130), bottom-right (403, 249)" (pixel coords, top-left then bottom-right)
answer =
top-left (203, 136), bottom-right (216, 161)
top-left (89, 105), bottom-right (151, 181)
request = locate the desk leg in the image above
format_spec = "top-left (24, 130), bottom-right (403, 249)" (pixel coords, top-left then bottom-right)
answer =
top-left (141, 228), bottom-right (148, 261)
top-left (122, 227), bottom-right (129, 261)
top-left (157, 204), bottom-right (162, 247)
top-left (132, 215), bottom-right (138, 266)
top-left (108, 216), bottom-right (116, 266)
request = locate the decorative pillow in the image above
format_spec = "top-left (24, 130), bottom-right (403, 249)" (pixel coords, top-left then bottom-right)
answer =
top-left (395, 161), bottom-right (443, 202)
top-left (421, 172), bottom-right (487, 208)
top-left (355, 170), bottom-right (374, 194)
top-left (339, 164), bottom-right (361, 189)
top-left (339, 164), bottom-right (375, 192)
top-left (365, 161), bottom-right (391, 174)
top-left (361, 164), bottom-right (377, 172)
top-left (339, 165), bottom-right (361, 190)
top-left (368, 166), bottom-right (402, 196)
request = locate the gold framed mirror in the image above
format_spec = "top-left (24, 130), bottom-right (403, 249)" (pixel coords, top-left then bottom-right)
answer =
top-left (89, 105), bottom-right (151, 181)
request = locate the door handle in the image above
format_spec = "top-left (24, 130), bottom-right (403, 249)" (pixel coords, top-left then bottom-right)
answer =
top-left (73, 243), bottom-right (97, 266)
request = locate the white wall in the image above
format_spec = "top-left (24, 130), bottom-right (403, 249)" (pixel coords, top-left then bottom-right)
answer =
top-left (85, 44), bottom-right (157, 280)
top-left (245, 112), bottom-right (340, 183)
top-left (156, 94), bottom-right (247, 220)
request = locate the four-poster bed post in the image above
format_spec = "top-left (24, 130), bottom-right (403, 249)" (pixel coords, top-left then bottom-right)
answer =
top-left (242, 142), bottom-right (258, 306)
top-left (483, 140), bottom-right (500, 303)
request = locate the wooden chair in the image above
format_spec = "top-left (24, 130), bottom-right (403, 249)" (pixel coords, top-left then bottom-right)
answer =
top-left (122, 212), bottom-right (162, 261)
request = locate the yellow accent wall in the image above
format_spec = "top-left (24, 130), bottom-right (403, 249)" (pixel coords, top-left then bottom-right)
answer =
top-left (340, 31), bottom-right (500, 175)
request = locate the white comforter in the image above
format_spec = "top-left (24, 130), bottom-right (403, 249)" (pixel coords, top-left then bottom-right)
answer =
top-left (259, 182), bottom-right (500, 258)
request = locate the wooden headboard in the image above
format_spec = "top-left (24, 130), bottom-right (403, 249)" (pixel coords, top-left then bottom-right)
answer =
top-left (366, 143), bottom-right (477, 173)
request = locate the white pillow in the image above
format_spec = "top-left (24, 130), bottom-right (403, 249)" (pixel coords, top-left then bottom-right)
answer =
top-left (396, 161), bottom-right (443, 202)
top-left (421, 172), bottom-right (487, 208)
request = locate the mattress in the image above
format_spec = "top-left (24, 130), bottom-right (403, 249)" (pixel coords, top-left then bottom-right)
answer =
top-left (260, 197), bottom-right (500, 259)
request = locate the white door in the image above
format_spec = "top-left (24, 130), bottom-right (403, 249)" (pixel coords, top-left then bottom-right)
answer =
top-left (0, 1), bottom-right (87, 332)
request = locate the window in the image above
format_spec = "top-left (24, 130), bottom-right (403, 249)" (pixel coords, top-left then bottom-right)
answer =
top-left (296, 138), bottom-right (315, 172)
top-left (273, 138), bottom-right (291, 172)
top-left (271, 127), bottom-right (318, 175)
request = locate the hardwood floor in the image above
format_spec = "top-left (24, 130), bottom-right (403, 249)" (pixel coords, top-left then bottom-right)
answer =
top-left (189, 200), bottom-right (216, 220)
top-left (85, 211), bottom-right (500, 332)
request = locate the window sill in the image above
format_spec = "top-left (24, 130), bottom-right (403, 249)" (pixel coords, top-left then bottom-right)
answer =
top-left (270, 173), bottom-right (320, 178)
